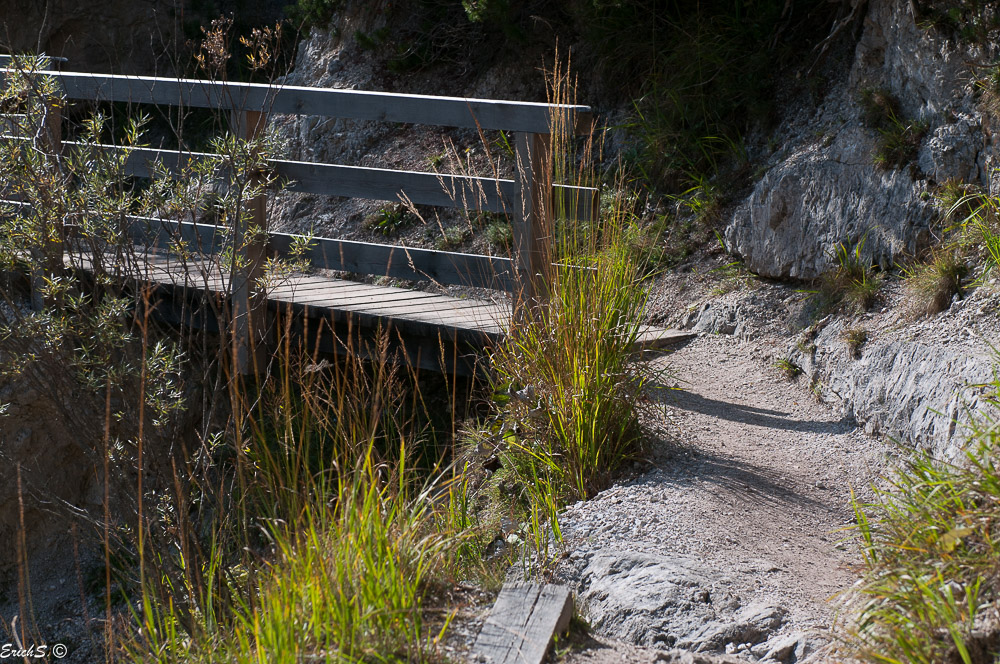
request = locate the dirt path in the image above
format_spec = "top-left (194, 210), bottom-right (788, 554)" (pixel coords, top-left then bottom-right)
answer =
top-left (555, 334), bottom-right (892, 662)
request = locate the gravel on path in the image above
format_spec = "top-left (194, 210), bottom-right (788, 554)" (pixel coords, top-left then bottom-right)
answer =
top-left (555, 334), bottom-right (893, 662)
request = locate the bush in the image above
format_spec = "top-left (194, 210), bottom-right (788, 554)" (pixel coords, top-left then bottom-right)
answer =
top-left (947, 191), bottom-right (1000, 282)
top-left (363, 203), bottom-right (419, 236)
top-left (857, 87), bottom-right (901, 129)
top-left (773, 358), bottom-right (802, 380)
top-left (285, 0), bottom-right (343, 32)
top-left (493, 237), bottom-right (648, 503)
top-left (935, 178), bottom-right (986, 226)
top-left (842, 326), bottom-right (868, 358)
top-left (873, 117), bottom-right (929, 169)
top-left (485, 218), bottom-right (513, 251)
top-left (434, 225), bottom-right (469, 250)
top-left (596, 0), bottom-right (834, 191)
top-left (915, 0), bottom-right (999, 42)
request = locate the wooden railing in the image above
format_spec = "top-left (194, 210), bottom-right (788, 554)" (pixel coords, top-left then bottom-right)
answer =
top-left (0, 57), bottom-right (598, 371)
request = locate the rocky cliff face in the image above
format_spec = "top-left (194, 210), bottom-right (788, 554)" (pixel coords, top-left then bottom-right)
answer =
top-left (671, 277), bottom-right (999, 461)
top-left (725, 0), bottom-right (993, 280)
top-left (689, 0), bottom-right (1000, 460)
top-left (787, 290), bottom-right (999, 460)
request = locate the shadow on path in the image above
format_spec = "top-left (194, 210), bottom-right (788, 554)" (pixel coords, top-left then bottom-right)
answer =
top-left (643, 437), bottom-right (838, 514)
top-left (651, 384), bottom-right (853, 435)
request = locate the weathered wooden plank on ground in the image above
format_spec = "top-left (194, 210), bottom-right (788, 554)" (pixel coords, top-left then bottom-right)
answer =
top-left (472, 583), bottom-right (574, 664)
top-left (631, 326), bottom-right (698, 351)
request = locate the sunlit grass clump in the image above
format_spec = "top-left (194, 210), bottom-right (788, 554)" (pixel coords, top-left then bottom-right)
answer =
top-left (485, 60), bottom-right (654, 530)
top-left (903, 248), bottom-right (967, 316)
top-left (492, 181), bottom-right (651, 507)
top-left (846, 404), bottom-right (1000, 664)
top-left (132, 456), bottom-right (451, 664)
top-left (125, 343), bottom-right (469, 664)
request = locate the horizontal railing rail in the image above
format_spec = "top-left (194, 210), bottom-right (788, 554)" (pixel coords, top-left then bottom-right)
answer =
top-left (112, 144), bottom-right (596, 221)
top-left (0, 67), bottom-right (592, 134)
top-left (0, 202), bottom-right (522, 292)
top-left (130, 217), bottom-right (517, 291)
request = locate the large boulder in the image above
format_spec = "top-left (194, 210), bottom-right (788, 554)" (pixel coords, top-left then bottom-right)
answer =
top-left (560, 549), bottom-right (789, 653)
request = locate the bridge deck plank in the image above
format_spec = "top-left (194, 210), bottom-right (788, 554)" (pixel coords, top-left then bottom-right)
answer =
top-left (74, 250), bottom-right (510, 340)
top-left (67, 250), bottom-right (688, 362)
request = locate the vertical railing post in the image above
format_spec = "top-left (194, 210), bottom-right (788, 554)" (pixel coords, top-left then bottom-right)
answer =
top-left (31, 58), bottom-right (63, 311)
top-left (231, 109), bottom-right (269, 376)
top-left (512, 131), bottom-right (552, 316)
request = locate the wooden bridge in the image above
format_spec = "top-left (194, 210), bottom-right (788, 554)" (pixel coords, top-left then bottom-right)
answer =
top-left (0, 57), bottom-right (687, 376)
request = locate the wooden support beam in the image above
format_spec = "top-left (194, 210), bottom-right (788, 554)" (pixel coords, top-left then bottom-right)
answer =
top-left (31, 97), bottom-right (63, 311)
top-left (512, 132), bottom-right (552, 312)
top-left (230, 109), bottom-right (269, 376)
top-left (473, 583), bottom-right (574, 664)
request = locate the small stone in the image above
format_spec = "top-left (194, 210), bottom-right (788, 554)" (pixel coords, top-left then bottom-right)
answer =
top-left (763, 634), bottom-right (799, 662)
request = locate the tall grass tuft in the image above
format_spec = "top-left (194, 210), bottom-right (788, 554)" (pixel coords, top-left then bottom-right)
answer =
top-left (491, 57), bottom-right (651, 507)
top-left (126, 332), bottom-right (465, 663)
top-left (904, 248), bottom-right (968, 316)
top-left (817, 239), bottom-right (882, 313)
top-left (494, 218), bottom-right (648, 502)
top-left (846, 412), bottom-right (1000, 663)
